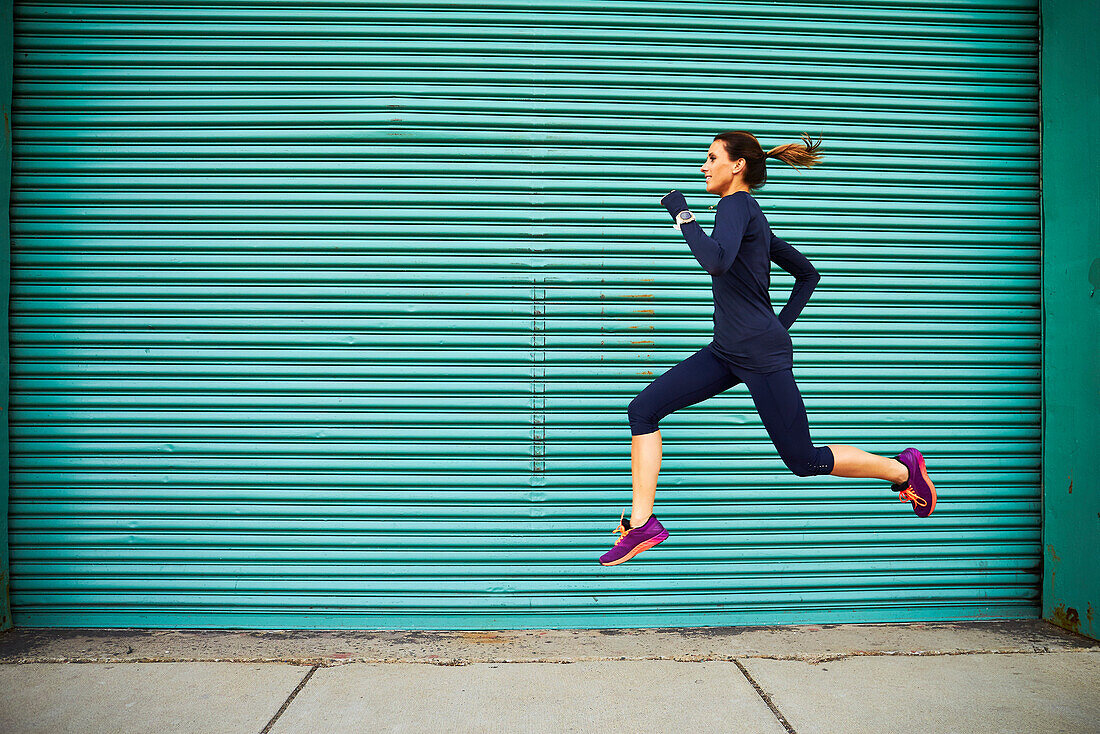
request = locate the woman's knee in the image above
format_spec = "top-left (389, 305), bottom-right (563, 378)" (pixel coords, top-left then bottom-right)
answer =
top-left (627, 395), bottom-right (659, 435)
top-left (780, 446), bottom-right (834, 477)
top-left (783, 456), bottom-right (816, 477)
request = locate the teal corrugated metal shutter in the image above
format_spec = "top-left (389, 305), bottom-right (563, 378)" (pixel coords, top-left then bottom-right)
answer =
top-left (9, 1), bottom-right (1041, 628)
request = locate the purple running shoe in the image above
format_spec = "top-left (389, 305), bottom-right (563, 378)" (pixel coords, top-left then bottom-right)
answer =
top-left (599, 511), bottom-right (669, 566)
top-left (893, 447), bottom-right (936, 517)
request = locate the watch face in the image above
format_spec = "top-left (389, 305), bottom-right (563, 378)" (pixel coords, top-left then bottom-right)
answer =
top-left (678, 211), bottom-right (693, 220)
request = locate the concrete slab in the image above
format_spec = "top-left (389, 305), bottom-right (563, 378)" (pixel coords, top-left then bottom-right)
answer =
top-left (741, 651), bottom-right (1100, 734)
top-left (0, 621), bottom-right (1094, 665)
top-left (269, 660), bottom-right (786, 734)
top-left (0, 662), bottom-right (310, 734)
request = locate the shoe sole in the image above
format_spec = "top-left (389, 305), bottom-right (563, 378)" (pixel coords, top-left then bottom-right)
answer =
top-left (912, 450), bottom-right (937, 517)
top-left (599, 531), bottom-right (669, 566)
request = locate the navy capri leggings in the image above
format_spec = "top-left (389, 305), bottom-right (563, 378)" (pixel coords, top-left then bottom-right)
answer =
top-left (627, 344), bottom-right (834, 477)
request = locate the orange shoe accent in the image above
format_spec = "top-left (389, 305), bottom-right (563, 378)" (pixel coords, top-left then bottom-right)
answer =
top-left (899, 488), bottom-right (927, 508)
top-left (610, 510), bottom-right (630, 546)
top-left (601, 538), bottom-right (663, 566)
top-left (917, 459), bottom-right (937, 515)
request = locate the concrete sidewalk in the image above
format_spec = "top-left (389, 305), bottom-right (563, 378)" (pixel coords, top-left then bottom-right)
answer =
top-left (0, 621), bottom-right (1097, 733)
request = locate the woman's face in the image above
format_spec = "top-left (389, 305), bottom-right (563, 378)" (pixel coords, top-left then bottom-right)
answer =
top-left (701, 141), bottom-right (744, 196)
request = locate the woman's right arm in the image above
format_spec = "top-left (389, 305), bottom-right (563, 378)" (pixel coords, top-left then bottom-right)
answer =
top-left (661, 191), bottom-right (749, 277)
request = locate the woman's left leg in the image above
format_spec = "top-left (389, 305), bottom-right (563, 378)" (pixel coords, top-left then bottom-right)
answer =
top-left (739, 369), bottom-right (833, 477)
top-left (740, 369), bottom-right (905, 483)
top-left (827, 444), bottom-right (908, 484)
top-left (742, 369), bottom-right (936, 515)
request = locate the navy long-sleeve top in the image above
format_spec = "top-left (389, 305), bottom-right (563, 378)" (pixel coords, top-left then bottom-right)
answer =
top-left (676, 191), bottom-right (820, 373)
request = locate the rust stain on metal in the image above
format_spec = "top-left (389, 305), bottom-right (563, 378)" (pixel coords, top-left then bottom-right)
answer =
top-left (630, 340), bottom-right (654, 345)
top-left (623, 294), bottom-right (654, 299)
top-left (1050, 603), bottom-right (1081, 634)
top-left (638, 370), bottom-right (653, 376)
top-left (633, 309), bottom-right (655, 314)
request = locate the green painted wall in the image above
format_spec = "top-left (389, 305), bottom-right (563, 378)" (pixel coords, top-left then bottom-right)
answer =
top-left (1, 0), bottom-right (13, 632)
top-left (1041, 0), bottom-right (1100, 640)
top-left (8, 2), bottom-right (1042, 630)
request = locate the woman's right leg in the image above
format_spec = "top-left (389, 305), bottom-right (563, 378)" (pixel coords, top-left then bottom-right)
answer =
top-left (626, 345), bottom-right (740, 526)
top-left (630, 431), bottom-right (663, 529)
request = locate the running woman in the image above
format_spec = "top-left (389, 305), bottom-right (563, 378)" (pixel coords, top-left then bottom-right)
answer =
top-left (599, 131), bottom-right (936, 567)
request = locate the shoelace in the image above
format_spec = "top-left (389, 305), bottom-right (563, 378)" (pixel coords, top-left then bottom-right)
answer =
top-left (610, 510), bottom-right (632, 546)
top-left (899, 487), bottom-right (927, 508)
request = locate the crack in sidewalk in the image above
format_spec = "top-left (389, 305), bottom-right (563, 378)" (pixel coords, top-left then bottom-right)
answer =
top-left (260, 663), bottom-right (318, 734)
top-left (733, 658), bottom-right (796, 734)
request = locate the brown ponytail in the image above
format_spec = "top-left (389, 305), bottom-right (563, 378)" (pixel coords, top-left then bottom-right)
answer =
top-left (765, 132), bottom-right (824, 171)
top-left (713, 130), bottom-right (824, 191)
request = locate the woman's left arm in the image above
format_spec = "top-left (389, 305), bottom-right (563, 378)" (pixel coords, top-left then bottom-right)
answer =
top-left (769, 232), bottom-right (821, 329)
top-left (661, 190), bottom-right (748, 277)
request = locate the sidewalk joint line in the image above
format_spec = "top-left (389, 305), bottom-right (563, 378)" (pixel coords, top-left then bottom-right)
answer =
top-left (260, 663), bottom-right (318, 734)
top-left (733, 658), bottom-right (796, 734)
